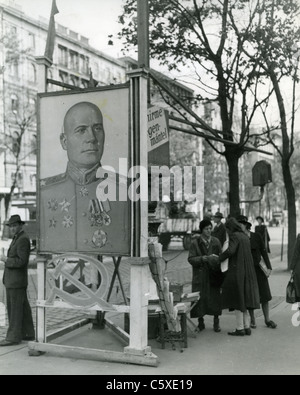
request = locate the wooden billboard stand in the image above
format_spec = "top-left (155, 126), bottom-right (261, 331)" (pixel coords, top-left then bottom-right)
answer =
top-left (28, 43), bottom-right (158, 365)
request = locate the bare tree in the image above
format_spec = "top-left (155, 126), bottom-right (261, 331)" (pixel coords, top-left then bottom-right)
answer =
top-left (0, 30), bottom-right (36, 219)
top-left (236, 0), bottom-right (300, 265)
top-left (1, 93), bottom-right (37, 218)
top-left (117, 0), bottom-right (286, 216)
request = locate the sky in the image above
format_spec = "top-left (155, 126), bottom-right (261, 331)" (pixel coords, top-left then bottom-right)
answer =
top-left (1, 0), bottom-right (299, 131)
top-left (2, 0), bottom-right (128, 58)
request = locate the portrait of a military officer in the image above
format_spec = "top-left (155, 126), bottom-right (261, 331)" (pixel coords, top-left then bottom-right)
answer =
top-left (39, 101), bottom-right (130, 255)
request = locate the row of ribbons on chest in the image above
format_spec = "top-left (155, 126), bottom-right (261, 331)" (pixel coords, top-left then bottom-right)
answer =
top-left (88, 198), bottom-right (111, 227)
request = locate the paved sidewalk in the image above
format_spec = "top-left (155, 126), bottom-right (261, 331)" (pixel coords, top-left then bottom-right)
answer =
top-left (0, 233), bottom-right (297, 375)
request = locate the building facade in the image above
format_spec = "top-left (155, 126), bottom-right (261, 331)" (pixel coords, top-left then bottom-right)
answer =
top-left (0, 1), bottom-right (199, 235)
top-left (0, 1), bottom-right (128, 233)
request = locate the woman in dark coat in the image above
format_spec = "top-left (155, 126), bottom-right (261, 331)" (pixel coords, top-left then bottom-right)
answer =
top-left (188, 219), bottom-right (223, 332)
top-left (219, 217), bottom-right (260, 336)
top-left (255, 216), bottom-right (271, 253)
top-left (290, 234), bottom-right (300, 303)
top-left (237, 216), bottom-right (277, 329)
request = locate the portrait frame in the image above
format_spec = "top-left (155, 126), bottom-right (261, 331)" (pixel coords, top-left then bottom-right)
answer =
top-left (36, 83), bottom-right (132, 256)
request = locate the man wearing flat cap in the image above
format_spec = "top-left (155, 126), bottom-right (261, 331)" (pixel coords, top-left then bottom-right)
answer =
top-left (212, 211), bottom-right (227, 247)
top-left (0, 215), bottom-right (35, 346)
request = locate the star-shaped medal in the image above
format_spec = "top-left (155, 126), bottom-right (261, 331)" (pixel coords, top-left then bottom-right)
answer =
top-left (59, 198), bottom-right (71, 212)
top-left (62, 215), bottom-right (74, 228)
top-left (79, 187), bottom-right (89, 197)
top-left (47, 198), bottom-right (58, 211)
top-left (49, 217), bottom-right (57, 228)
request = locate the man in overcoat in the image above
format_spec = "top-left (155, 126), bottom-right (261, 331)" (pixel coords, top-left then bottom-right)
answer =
top-left (212, 211), bottom-right (227, 246)
top-left (0, 215), bottom-right (35, 346)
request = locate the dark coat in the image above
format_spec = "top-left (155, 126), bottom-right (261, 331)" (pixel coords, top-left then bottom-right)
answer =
top-left (212, 222), bottom-right (227, 246)
top-left (3, 230), bottom-right (31, 289)
top-left (188, 235), bottom-right (223, 318)
top-left (250, 232), bottom-right (272, 303)
top-left (291, 234), bottom-right (300, 301)
top-left (219, 231), bottom-right (260, 312)
top-left (255, 224), bottom-right (270, 253)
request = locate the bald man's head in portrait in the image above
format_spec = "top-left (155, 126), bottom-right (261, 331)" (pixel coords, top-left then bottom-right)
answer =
top-left (60, 101), bottom-right (105, 175)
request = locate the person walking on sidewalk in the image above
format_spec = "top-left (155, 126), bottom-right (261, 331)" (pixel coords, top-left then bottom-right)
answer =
top-left (0, 215), bottom-right (35, 346)
top-left (255, 216), bottom-right (271, 253)
top-left (237, 215), bottom-right (277, 330)
top-left (219, 217), bottom-right (260, 337)
top-left (188, 219), bottom-right (223, 333)
top-left (212, 211), bottom-right (227, 247)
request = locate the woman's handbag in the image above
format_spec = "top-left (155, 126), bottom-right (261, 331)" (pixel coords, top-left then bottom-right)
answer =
top-left (286, 274), bottom-right (297, 304)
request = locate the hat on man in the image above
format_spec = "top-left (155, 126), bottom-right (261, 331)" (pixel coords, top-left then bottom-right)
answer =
top-left (236, 214), bottom-right (252, 228)
top-left (213, 211), bottom-right (224, 219)
top-left (256, 216), bottom-right (264, 222)
top-left (6, 214), bottom-right (25, 226)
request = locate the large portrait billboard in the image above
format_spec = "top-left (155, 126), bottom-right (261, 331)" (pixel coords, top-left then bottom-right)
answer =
top-left (37, 84), bottom-right (131, 256)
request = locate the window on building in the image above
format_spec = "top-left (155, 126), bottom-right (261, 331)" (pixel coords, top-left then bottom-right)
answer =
top-left (59, 71), bottom-right (68, 83)
top-left (70, 76), bottom-right (77, 87)
top-left (9, 60), bottom-right (19, 77)
top-left (28, 63), bottom-right (37, 83)
top-left (11, 94), bottom-right (19, 113)
top-left (11, 172), bottom-right (23, 190)
top-left (30, 134), bottom-right (37, 154)
top-left (59, 71), bottom-right (69, 90)
top-left (80, 55), bottom-right (89, 74)
top-left (80, 80), bottom-right (88, 89)
top-left (28, 32), bottom-right (35, 49)
top-left (105, 67), bottom-right (111, 83)
top-left (117, 72), bottom-right (122, 83)
top-left (69, 51), bottom-right (79, 71)
top-left (58, 45), bottom-right (68, 67)
top-left (10, 25), bottom-right (17, 36)
top-left (92, 62), bottom-right (99, 79)
top-left (29, 97), bottom-right (36, 113)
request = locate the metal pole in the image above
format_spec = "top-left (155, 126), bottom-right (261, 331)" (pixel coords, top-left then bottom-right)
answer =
top-left (137, 0), bottom-right (150, 105)
top-left (137, 0), bottom-right (149, 68)
top-left (281, 227), bottom-right (284, 261)
top-left (124, 0), bottom-right (152, 357)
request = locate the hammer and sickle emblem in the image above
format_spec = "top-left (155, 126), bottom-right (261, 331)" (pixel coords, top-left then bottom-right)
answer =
top-left (46, 254), bottom-right (114, 311)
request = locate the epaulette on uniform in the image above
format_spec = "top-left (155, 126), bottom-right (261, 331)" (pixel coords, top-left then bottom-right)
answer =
top-left (40, 172), bottom-right (67, 188)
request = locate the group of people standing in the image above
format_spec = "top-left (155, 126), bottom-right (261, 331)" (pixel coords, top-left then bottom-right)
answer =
top-left (188, 212), bottom-right (277, 336)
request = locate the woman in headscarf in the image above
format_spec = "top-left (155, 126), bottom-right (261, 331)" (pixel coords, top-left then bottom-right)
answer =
top-left (219, 217), bottom-right (260, 336)
top-left (188, 219), bottom-right (223, 333)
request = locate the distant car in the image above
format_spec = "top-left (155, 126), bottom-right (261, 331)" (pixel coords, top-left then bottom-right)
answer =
top-left (269, 218), bottom-right (279, 227)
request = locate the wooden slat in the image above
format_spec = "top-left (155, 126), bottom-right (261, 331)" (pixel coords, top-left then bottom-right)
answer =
top-left (27, 342), bottom-right (159, 367)
top-left (104, 317), bottom-right (129, 345)
top-left (46, 318), bottom-right (91, 342)
top-left (36, 300), bottom-right (130, 313)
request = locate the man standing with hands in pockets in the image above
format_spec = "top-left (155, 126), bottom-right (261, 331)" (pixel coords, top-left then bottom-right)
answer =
top-left (0, 215), bottom-right (35, 346)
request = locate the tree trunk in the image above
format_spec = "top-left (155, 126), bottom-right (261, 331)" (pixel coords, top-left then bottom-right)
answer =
top-left (225, 147), bottom-right (241, 217)
top-left (4, 183), bottom-right (16, 220)
top-left (270, 69), bottom-right (296, 268)
top-left (282, 158), bottom-right (297, 268)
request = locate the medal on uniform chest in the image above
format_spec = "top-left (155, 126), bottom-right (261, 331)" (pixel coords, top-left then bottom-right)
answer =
top-left (89, 186), bottom-right (111, 228)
